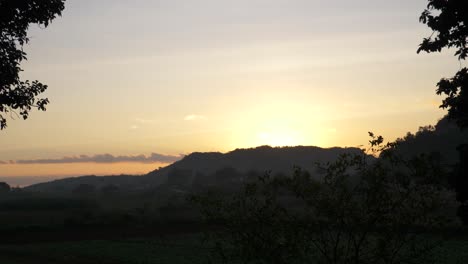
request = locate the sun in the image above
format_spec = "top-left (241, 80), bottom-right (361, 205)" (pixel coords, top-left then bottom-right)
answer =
top-left (256, 130), bottom-right (301, 147)
top-left (228, 112), bottom-right (313, 149)
top-left (228, 127), bottom-right (308, 150)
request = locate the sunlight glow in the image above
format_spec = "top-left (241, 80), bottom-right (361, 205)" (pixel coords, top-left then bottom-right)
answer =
top-left (0, 0), bottom-right (452, 178)
top-left (256, 129), bottom-right (302, 147)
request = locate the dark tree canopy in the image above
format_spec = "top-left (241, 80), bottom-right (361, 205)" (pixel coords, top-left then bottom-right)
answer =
top-left (418, 0), bottom-right (468, 128)
top-left (0, 182), bottom-right (11, 193)
top-left (0, 0), bottom-right (65, 129)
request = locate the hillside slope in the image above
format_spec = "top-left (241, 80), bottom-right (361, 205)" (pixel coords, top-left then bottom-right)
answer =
top-left (26, 146), bottom-right (366, 193)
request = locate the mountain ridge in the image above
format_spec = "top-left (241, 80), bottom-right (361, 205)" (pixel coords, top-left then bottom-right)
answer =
top-left (25, 145), bottom-right (366, 193)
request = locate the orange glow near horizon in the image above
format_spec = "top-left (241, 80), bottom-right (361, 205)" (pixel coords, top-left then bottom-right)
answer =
top-left (0, 162), bottom-right (170, 177)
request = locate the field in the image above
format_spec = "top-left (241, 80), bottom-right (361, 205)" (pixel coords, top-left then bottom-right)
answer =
top-left (0, 232), bottom-right (468, 264)
top-left (0, 192), bottom-right (212, 263)
top-left (0, 187), bottom-right (467, 263)
top-left (0, 234), bottom-right (210, 264)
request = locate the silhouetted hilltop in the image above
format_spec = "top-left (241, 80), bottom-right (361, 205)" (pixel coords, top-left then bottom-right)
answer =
top-left (143, 145), bottom-right (367, 188)
top-left (25, 174), bottom-right (144, 193)
top-left (26, 116), bottom-right (467, 194)
top-left (392, 116), bottom-right (468, 164)
top-left (26, 146), bottom-right (366, 193)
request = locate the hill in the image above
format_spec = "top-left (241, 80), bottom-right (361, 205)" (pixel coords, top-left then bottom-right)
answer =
top-left (24, 116), bottom-right (468, 194)
top-left (25, 174), bottom-right (146, 193)
top-left (392, 116), bottom-right (468, 165)
top-left (25, 146), bottom-right (366, 193)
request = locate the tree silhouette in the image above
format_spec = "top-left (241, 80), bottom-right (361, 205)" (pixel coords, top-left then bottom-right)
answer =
top-left (0, 0), bottom-right (65, 129)
top-left (72, 184), bottom-right (96, 196)
top-left (418, 0), bottom-right (468, 128)
top-left (419, 0), bottom-right (468, 226)
top-left (0, 182), bottom-right (11, 193)
top-left (192, 135), bottom-right (449, 264)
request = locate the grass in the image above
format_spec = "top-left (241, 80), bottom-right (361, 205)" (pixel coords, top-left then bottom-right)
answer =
top-left (0, 234), bottom-right (210, 264)
top-left (0, 233), bottom-right (467, 264)
top-left (433, 239), bottom-right (468, 264)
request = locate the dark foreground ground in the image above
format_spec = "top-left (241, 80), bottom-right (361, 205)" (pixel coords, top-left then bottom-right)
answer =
top-left (0, 192), bottom-right (467, 263)
top-left (0, 223), bottom-right (213, 264)
top-left (1, 230), bottom-right (468, 264)
top-left (0, 236), bottom-right (209, 264)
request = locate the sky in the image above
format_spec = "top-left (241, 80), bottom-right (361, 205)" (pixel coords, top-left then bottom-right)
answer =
top-left (0, 0), bottom-right (458, 178)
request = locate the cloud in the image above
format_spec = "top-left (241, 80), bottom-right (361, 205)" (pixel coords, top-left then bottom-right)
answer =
top-left (184, 114), bottom-right (207, 121)
top-left (135, 118), bottom-right (156, 124)
top-left (2, 153), bottom-right (184, 165)
top-left (130, 125), bottom-right (139, 130)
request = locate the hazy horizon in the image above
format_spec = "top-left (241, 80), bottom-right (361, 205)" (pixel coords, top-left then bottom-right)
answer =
top-left (0, 143), bottom-right (368, 179)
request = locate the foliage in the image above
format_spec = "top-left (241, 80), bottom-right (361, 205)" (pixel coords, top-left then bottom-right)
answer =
top-left (0, 182), bottom-right (11, 193)
top-left (192, 134), bottom-right (450, 264)
top-left (100, 184), bottom-right (119, 194)
top-left (0, 197), bottom-right (97, 212)
top-left (0, 236), bottom-right (211, 264)
top-left (1, 234), bottom-right (468, 264)
top-left (418, 0), bottom-right (468, 128)
top-left (72, 184), bottom-right (96, 196)
top-left (453, 144), bottom-right (468, 225)
top-left (0, 0), bottom-right (65, 129)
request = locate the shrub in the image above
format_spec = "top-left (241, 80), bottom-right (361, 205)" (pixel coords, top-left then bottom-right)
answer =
top-left (192, 134), bottom-right (450, 264)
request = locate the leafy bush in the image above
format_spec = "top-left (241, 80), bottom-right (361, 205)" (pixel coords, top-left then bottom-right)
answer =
top-left (192, 134), bottom-right (451, 264)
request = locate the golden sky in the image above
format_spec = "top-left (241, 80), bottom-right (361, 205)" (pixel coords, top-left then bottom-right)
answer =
top-left (0, 0), bottom-right (454, 177)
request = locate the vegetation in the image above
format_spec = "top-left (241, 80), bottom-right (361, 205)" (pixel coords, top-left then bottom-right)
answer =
top-left (191, 135), bottom-right (454, 264)
top-left (418, 0), bottom-right (468, 128)
top-left (0, 182), bottom-right (11, 193)
top-left (0, 0), bottom-right (66, 129)
top-left (1, 235), bottom-right (468, 264)
top-left (418, 0), bottom-right (468, 227)
top-left (393, 116), bottom-right (467, 162)
top-left (0, 235), bottom-right (211, 264)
